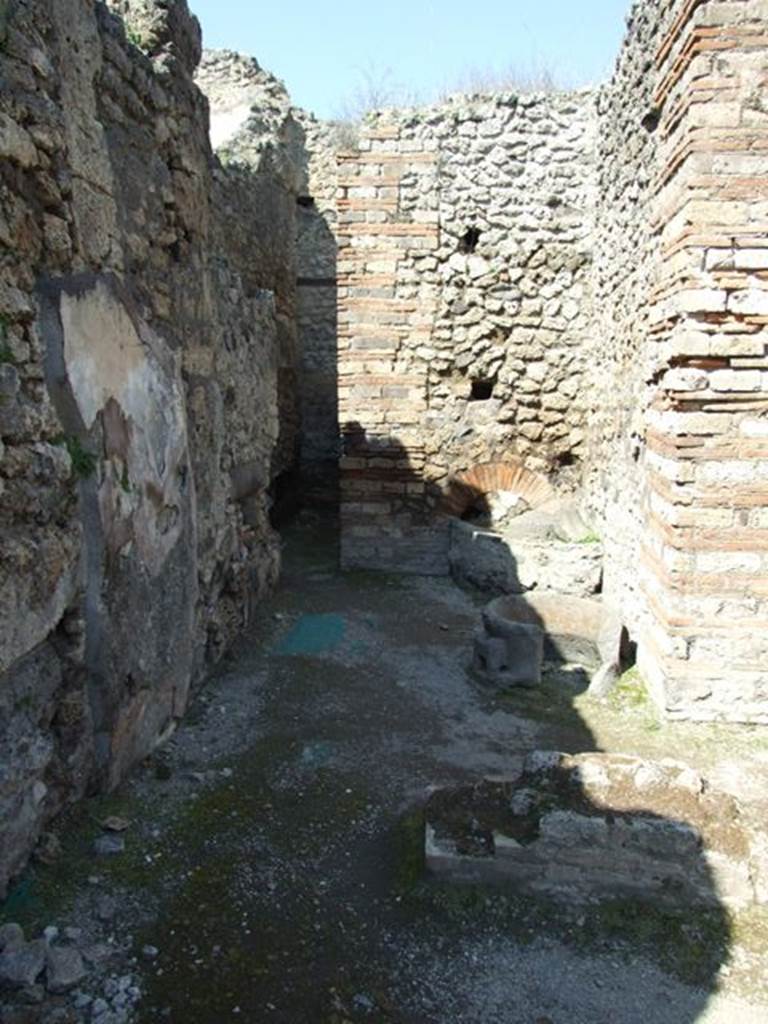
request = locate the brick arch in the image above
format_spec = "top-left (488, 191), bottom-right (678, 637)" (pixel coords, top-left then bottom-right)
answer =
top-left (441, 460), bottom-right (555, 518)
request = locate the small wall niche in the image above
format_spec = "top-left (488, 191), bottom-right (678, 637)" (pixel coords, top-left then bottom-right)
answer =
top-left (470, 378), bottom-right (495, 401)
top-left (459, 227), bottom-right (481, 254)
top-left (296, 195), bottom-right (316, 208)
top-left (641, 108), bottom-right (660, 133)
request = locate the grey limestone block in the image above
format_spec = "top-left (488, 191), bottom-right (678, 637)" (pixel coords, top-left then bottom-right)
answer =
top-left (472, 621), bottom-right (543, 688)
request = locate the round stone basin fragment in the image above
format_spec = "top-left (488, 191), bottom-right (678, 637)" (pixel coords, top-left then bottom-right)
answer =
top-left (473, 593), bottom-right (622, 692)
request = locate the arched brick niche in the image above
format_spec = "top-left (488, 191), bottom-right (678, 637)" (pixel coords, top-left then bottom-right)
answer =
top-left (441, 460), bottom-right (555, 520)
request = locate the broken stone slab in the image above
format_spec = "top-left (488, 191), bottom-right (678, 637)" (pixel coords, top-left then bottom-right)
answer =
top-left (0, 940), bottom-right (46, 989)
top-left (425, 752), bottom-right (765, 911)
top-left (45, 946), bottom-right (87, 994)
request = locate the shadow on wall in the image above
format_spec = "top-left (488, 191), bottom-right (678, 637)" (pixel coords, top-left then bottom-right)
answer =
top-left (339, 421), bottom-right (452, 575)
top-left (294, 152), bottom-right (340, 510)
top-left (341, 426), bottom-right (732, 1015)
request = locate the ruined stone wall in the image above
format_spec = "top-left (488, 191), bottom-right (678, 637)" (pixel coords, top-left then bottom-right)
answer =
top-left (0, 1), bottom-right (300, 895)
top-left (589, 0), bottom-right (768, 723)
top-left (336, 0), bottom-right (768, 722)
top-left (2, 0), bottom-right (767, 907)
top-left (335, 95), bottom-right (598, 572)
top-left (196, 50), bottom-right (303, 489)
top-left (583, 1), bottom-right (663, 635)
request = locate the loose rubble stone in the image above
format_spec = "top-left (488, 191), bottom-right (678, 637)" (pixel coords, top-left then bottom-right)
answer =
top-left (45, 947), bottom-right (87, 994)
top-left (81, 945), bottom-right (114, 966)
top-left (93, 835), bottom-right (126, 857)
top-left (0, 941), bottom-right (46, 989)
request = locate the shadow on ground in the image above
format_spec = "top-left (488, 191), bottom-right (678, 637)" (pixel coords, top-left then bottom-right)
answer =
top-left (2, 516), bottom-right (757, 1024)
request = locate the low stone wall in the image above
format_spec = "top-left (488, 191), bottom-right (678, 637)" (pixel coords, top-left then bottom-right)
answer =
top-left (426, 752), bottom-right (768, 910)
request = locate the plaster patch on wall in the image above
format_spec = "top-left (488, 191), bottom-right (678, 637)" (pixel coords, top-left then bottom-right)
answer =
top-left (58, 279), bottom-right (190, 575)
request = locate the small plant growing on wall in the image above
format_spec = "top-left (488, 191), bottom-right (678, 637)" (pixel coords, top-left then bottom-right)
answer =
top-left (330, 121), bottom-right (361, 154)
top-left (54, 434), bottom-right (98, 479)
top-left (125, 26), bottom-right (146, 50)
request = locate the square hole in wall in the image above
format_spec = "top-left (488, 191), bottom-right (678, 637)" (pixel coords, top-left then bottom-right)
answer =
top-left (470, 378), bottom-right (494, 401)
top-left (459, 227), bottom-right (481, 254)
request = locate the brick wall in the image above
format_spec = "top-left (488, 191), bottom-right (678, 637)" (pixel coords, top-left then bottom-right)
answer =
top-left (337, 130), bottom-right (448, 571)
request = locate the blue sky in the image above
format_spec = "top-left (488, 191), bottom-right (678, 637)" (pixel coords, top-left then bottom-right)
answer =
top-left (188, 1), bottom-right (633, 118)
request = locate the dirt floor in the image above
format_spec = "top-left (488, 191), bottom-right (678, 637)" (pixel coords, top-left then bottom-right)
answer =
top-left (3, 514), bottom-right (768, 1024)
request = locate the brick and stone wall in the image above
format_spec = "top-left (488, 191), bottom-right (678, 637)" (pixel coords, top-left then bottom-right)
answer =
top-left (0, 1), bottom-right (302, 895)
top-left (336, 0), bottom-right (768, 722)
top-left (639, 0), bottom-right (768, 722)
top-left (583, 0), bottom-right (663, 635)
top-left (335, 95), bottom-right (598, 572)
top-left (2, 0), bottom-right (767, 904)
top-left (587, 0), bottom-right (768, 723)
top-left (196, 49), bottom-right (303, 487)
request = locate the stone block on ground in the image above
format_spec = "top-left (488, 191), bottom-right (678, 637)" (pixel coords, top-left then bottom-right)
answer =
top-left (472, 623), bottom-right (543, 689)
top-left (474, 593), bottom-right (622, 692)
top-left (448, 502), bottom-right (603, 599)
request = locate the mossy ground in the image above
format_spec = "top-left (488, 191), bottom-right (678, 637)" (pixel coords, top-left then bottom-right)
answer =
top-left (4, 515), bottom-right (768, 1020)
top-left (0, 788), bottom-right (151, 934)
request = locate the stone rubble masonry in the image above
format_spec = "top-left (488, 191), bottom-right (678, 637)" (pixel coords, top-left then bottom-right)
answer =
top-left (335, 94), bottom-right (596, 573)
top-left (0, 2), bottom-right (301, 897)
top-left (294, 116), bottom-right (347, 506)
